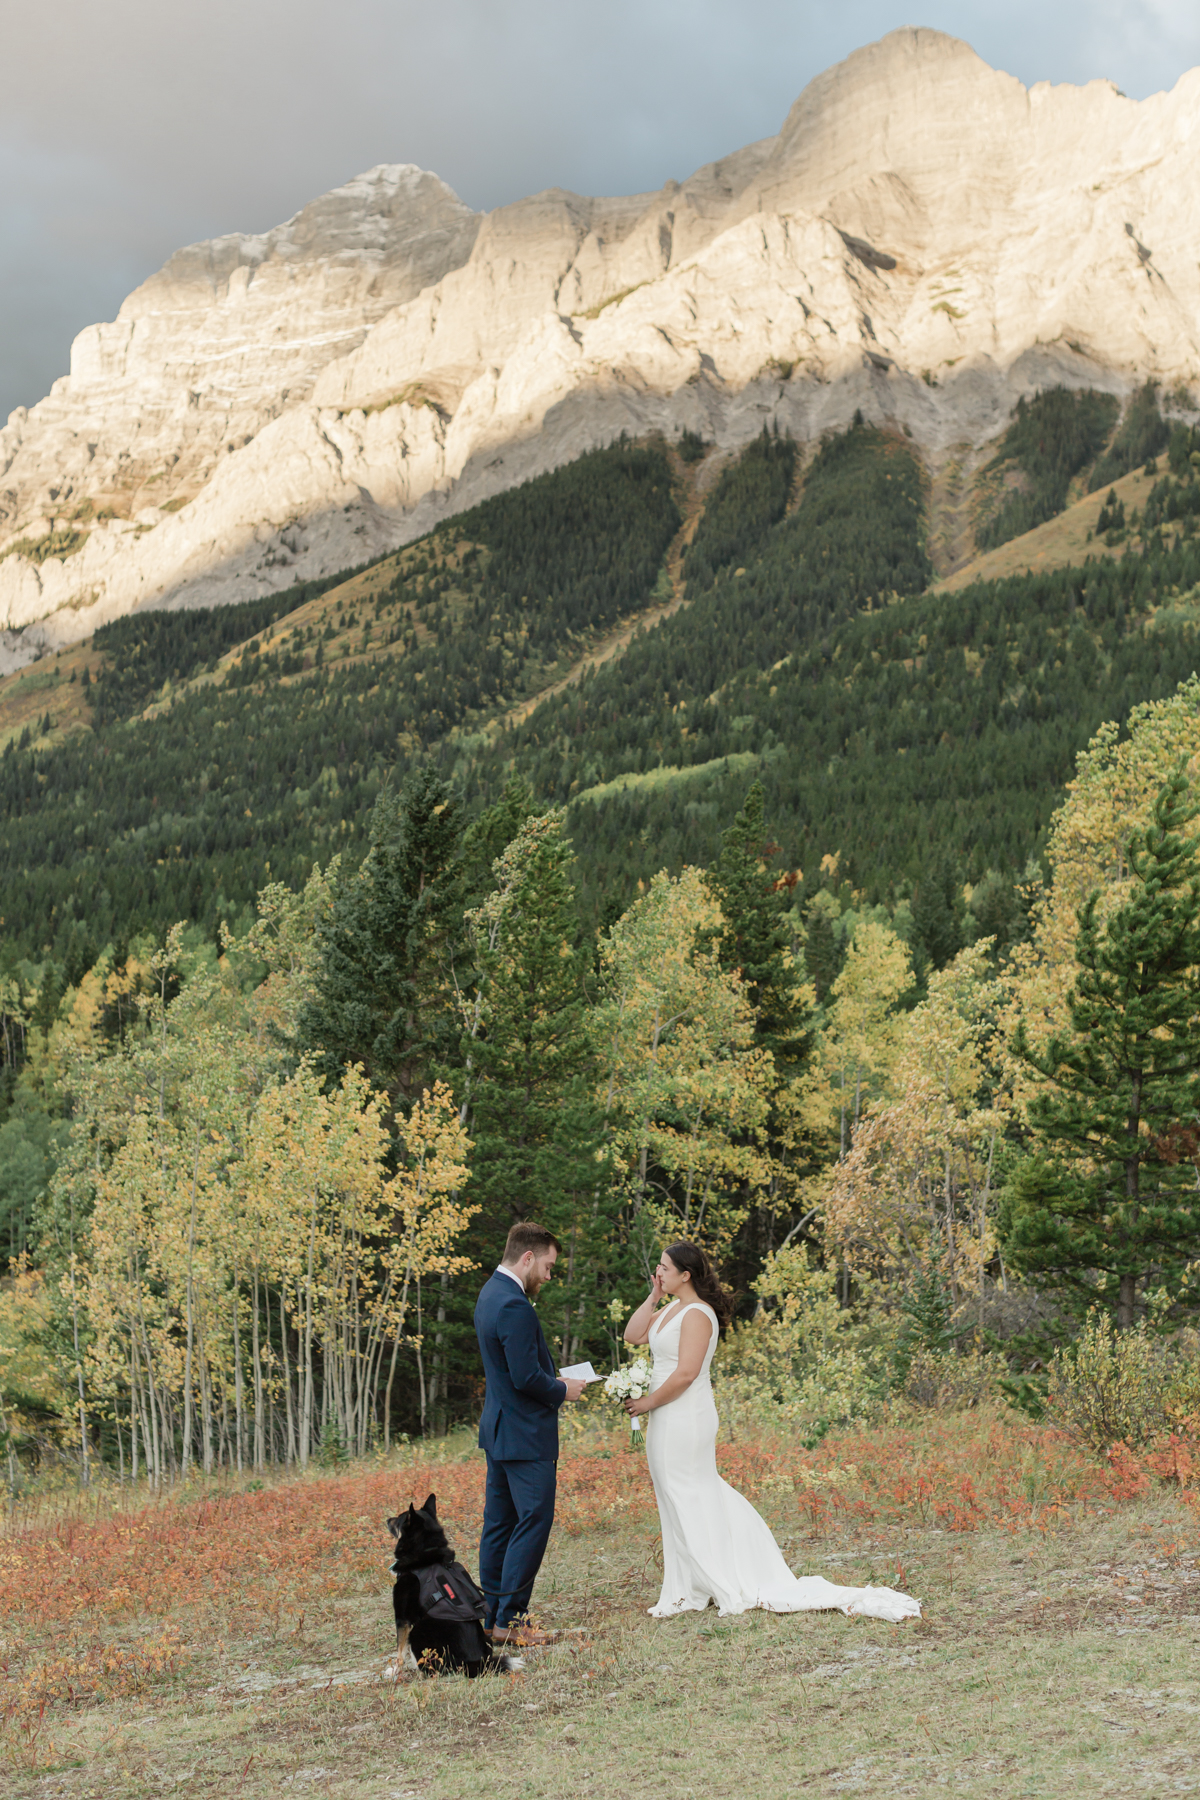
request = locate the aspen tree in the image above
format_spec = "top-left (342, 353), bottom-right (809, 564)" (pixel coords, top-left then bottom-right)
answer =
top-left (823, 944), bottom-right (1006, 1316)
top-left (803, 920), bottom-right (912, 1163)
top-left (1005, 674), bottom-right (1200, 1086)
top-left (592, 867), bottom-right (773, 1258)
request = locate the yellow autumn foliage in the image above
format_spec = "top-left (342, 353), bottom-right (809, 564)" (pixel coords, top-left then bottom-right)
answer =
top-left (1005, 673), bottom-right (1200, 1106)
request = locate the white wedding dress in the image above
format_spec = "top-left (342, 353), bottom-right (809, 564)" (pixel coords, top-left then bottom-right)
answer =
top-left (644, 1300), bottom-right (921, 1622)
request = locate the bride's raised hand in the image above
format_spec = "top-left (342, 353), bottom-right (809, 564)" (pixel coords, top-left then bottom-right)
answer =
top-left (648, 1269), bottom-right (665, 1304)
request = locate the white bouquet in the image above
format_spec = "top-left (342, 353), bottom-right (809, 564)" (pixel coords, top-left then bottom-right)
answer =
top-left (603, 1357), bottom-right (652, 1437)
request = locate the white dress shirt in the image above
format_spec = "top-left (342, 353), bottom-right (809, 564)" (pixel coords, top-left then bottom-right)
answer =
top-left (495, 1262), bottom-right (526, 1292)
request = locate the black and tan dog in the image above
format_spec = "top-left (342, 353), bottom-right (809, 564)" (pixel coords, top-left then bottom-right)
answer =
top-left (385, 1494), bottom-right (523, 1678)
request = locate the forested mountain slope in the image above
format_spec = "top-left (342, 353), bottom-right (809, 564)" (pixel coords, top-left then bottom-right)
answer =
top-left (0, 442), bottom-right (683, 955)
top-left (1, 407), bottom-right (1199, 978)
top-left (463, 416), bottom-right (1200, 916)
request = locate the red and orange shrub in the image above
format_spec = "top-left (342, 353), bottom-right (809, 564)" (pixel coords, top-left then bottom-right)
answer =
top-left (2, 1408), bottom-right (1196, 1766)
top-left (4, 1415), bottom-right (1196, 1643)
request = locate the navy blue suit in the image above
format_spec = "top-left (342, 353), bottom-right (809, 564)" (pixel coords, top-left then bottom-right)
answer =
top-left (474, 1269), bottom-right (566, 1629)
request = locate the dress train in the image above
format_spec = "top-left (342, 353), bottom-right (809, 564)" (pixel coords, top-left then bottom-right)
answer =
top-left (644, 1301), bottom-right (920, 1624)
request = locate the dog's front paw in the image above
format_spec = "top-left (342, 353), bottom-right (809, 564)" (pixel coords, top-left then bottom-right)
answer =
top-left (498, 1653), bottom-right (525, 1672)
top-left (383, 1645), bottom-right (421, 1681)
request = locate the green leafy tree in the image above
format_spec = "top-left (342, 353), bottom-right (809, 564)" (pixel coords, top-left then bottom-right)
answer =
top-left (0, 1100), bottom-right (68, 1267)
top-left (593, 866), bottom-right (773, 1262)
top-left (1004, 766), bottom-right (1200, 1326)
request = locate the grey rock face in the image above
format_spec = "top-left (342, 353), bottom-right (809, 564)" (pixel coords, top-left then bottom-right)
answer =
top-left (3, 28), bottom-right (1199, 654)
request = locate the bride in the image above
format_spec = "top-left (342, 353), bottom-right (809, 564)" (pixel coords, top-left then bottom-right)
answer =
top-left (623, 1241), bottom-right (920, 1623)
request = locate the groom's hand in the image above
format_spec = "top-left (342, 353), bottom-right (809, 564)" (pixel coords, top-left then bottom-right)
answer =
top-left (562, 1377), bottom-right (587, 1402)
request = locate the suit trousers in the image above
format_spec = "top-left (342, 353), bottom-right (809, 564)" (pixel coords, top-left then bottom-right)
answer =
top-left (478, 1453), bottom-right (557, 1629)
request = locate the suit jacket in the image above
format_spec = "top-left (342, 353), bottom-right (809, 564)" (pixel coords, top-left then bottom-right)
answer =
top-left (475, 1270), bottom-right (565, 1462)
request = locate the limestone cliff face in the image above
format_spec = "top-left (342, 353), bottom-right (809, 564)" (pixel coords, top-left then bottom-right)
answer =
top-left (3, 28), bottom-right (1199, 660)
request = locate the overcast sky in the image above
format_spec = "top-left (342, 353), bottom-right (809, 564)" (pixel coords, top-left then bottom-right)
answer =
top-left (2, 0), bottom-right (1198, 422)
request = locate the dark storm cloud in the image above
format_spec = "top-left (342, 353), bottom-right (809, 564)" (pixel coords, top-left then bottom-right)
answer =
top-left (2, 0), bottom-right (1198, 420)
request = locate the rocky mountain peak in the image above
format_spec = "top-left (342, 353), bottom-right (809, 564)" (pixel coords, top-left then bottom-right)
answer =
top-left (3, 30), bottom-right (1199, 668)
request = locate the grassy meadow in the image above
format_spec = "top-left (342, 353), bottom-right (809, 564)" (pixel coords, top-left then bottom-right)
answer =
top-left (5, 395), bottom-right (1200, 1800)
top-left (3, 1407), bottom-right (1198, 1800)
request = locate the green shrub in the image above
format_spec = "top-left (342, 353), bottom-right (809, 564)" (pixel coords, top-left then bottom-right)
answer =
top-left (713, 1244), bottom-right (893, 1433)
top-left (903, 1347), bottom-right (1007, 1411)
top-left (1043, 1311), bottom-right (1199, 1450)
top-left (0, 525), bottom-right (88, 567)
top-left (316, 1418), bottom-right (348, 1467)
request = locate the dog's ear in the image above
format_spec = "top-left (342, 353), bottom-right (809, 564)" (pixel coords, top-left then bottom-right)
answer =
top-left (385, 1514), bottom-right (403, 1538)
top-left (422, 1492), bottom-right (437, 1519)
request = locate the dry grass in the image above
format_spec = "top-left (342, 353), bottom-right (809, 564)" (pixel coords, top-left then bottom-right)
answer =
top-left (2, 1409), bottom-right (1198, 1798)
top-left (933, 463), bottom-right (1165, 595)
top-left (0, 640), bottom-right (101, 750)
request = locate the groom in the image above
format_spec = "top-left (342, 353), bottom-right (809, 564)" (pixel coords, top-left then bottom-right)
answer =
top-left (474, 1221), bottom-right (586, 1643)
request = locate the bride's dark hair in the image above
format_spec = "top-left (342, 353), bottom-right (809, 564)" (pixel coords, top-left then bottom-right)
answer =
top-left (663, 1241), bottom-right (734, 1330)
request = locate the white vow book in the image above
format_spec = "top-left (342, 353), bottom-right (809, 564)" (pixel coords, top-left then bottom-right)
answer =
top-left (558, 1361), bottom-right (599, 1382)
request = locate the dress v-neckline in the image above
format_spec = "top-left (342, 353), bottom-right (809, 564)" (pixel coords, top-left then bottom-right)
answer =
top-left (651, 1300), bottom-right (698, 1337)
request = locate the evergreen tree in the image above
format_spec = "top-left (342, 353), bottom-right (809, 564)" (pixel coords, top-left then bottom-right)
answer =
top-left (967, 868), bottom-right (1029, 961)
top-left (1003, 766), bottom-right (1200, 1326)
top-left (803, 895), bottom-right (845, 1007)
top-left (911, 853), bottom-right (966, 974)
top-left (703, 780), bottom-right (813, 1289)
top-left (459, 776), bottom-right (535, 911)
top-left (463, 811), bottom-right (610, 1360)
top-left (703, 780), bottom-right (810, 1070)
top-left (297, 768), bottom-right (462, 1113)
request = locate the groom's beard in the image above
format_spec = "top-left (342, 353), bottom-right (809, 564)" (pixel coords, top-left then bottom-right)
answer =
top-left (524, 1273), bottom-right (543, 1300)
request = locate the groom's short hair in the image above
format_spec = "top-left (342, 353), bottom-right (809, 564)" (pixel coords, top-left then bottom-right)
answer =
top-left (502, 1221), bottom-right (561, 1263)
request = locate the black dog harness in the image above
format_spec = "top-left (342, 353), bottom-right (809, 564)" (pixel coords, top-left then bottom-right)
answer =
top-left (405, 1561), bottom-right (487, 1625)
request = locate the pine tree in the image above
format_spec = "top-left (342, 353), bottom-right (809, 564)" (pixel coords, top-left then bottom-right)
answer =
top-left (703, 781), bottom-right (814, 1286)
top-left (1004, 765), bottom-right (1200, 1326)
top-left (297, 768), bottom-right (462, 1113)
top-left (911, 852), bottom-right (966, 975)
top-left (803, 895), bottom-right (844, 1007)
top-left (459, 776), bottom-right (534, 911)
top-left (703, 780), bottom-right (810, 1071)
top-left (463, 811), bottom-right (610, 1361)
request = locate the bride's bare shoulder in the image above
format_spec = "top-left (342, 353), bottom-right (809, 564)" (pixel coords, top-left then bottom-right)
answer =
top-left (679, 1302), bottom-right (716, 1336)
